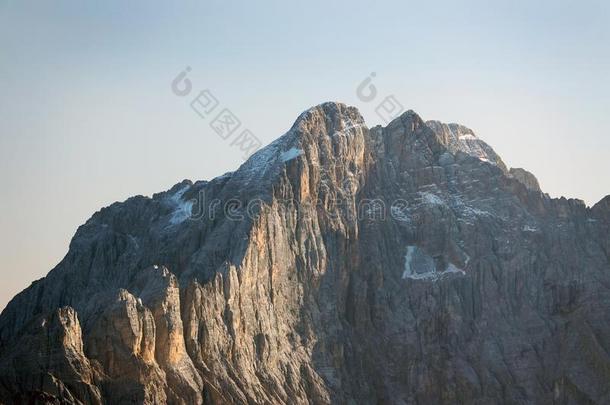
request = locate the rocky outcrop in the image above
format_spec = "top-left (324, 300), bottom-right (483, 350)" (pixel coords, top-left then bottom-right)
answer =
top-left (509, 167), bottom-right (542, 192)
top-left (0, 307), bottom-right (101, 404)
top-left (0, 102), bottom-right (609, 404)
top-left (426, 120), bottom-right (508, 172)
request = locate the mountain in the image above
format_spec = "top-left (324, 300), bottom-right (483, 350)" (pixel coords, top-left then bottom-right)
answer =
top-left (1, 102), bottom-right (609, 404)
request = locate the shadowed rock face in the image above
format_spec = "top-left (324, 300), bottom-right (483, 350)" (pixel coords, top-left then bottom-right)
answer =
top-left (0, 102), bottom-right (609, 404)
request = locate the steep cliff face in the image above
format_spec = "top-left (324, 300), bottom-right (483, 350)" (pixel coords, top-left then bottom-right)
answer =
top-left (1, 102), bottom-right (609, 404)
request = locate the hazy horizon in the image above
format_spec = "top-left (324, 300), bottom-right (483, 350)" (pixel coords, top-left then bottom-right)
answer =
top-left (1, 0), bottom-right (609, 310)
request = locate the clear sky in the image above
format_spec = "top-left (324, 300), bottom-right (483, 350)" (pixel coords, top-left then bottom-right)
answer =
top-left (1, 0), bottom-right (609, 310)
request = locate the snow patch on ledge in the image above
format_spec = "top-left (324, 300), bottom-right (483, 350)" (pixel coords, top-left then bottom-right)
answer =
top-left (445, 263), bottom-right (466, 276)
top-left (419, 192), bottom-right (445, 206)
top-left (402, 245), bottom-right (466, 281)
top-left (391, 206), bottom-right (410, 222)
top-left (168, 185), bottom-right (194, 225)
top-left (280, 147), bottom-right (304, 162)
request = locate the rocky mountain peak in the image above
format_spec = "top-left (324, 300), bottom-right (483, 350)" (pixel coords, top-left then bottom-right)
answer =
top-left (592, 194), bottom-right (610, 220)
top-left (426, 119), bottom-right (509, 172)
top-left (1, 102), bottom-right (609, 404)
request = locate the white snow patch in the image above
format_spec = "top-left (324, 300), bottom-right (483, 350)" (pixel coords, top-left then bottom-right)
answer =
top-left (169, 185), bottom-right (188, 202)
top-left (170, 200), bottom-right (194, 224)
top-left (333, 119), bottom-right (365, 137)
top-left (402, 246), bottom-right (437, 280)
top-left (237, 137), bottom-right (283, 180)
top-left (462, 205), bottom-right (491, 218)
top-left (402, 245), bottom-right (466, 281)
top-left (452, 197), bottom-right (492, 220)
top-left (247, 143), bottom-right (277, 170)
top-left (391, 206), bottom-right (410, 222)
top-left (402, 246), bottom-right (419, 279)
top-left (168, 185), bottom-right (194, 225)
top-left (419, 192), bottom-right (445, 206)
top-left (445, 263), bottom-right (466, 275)
top-left (522, 225), bottom-right (538, 232)
top-left (280, 147), bottom-right (304, 162)
top-left (459, 134), bottom-right (477, 140)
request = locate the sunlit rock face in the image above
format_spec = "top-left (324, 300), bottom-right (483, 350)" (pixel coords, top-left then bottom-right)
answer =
top-left (509, 167), bottom-right (542, 193)
top-left (1, 102), bottom-right (609, 404)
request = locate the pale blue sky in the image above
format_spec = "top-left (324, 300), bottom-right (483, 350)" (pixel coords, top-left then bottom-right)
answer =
top-left (1, 0), bottom-right (609, 309)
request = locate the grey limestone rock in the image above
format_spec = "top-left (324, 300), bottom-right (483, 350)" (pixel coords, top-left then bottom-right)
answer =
top-left (0, 102), bottom-right (609, 404)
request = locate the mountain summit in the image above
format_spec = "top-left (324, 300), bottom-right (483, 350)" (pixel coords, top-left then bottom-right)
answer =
top-left (1, 102), bottom-right (609, 404)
